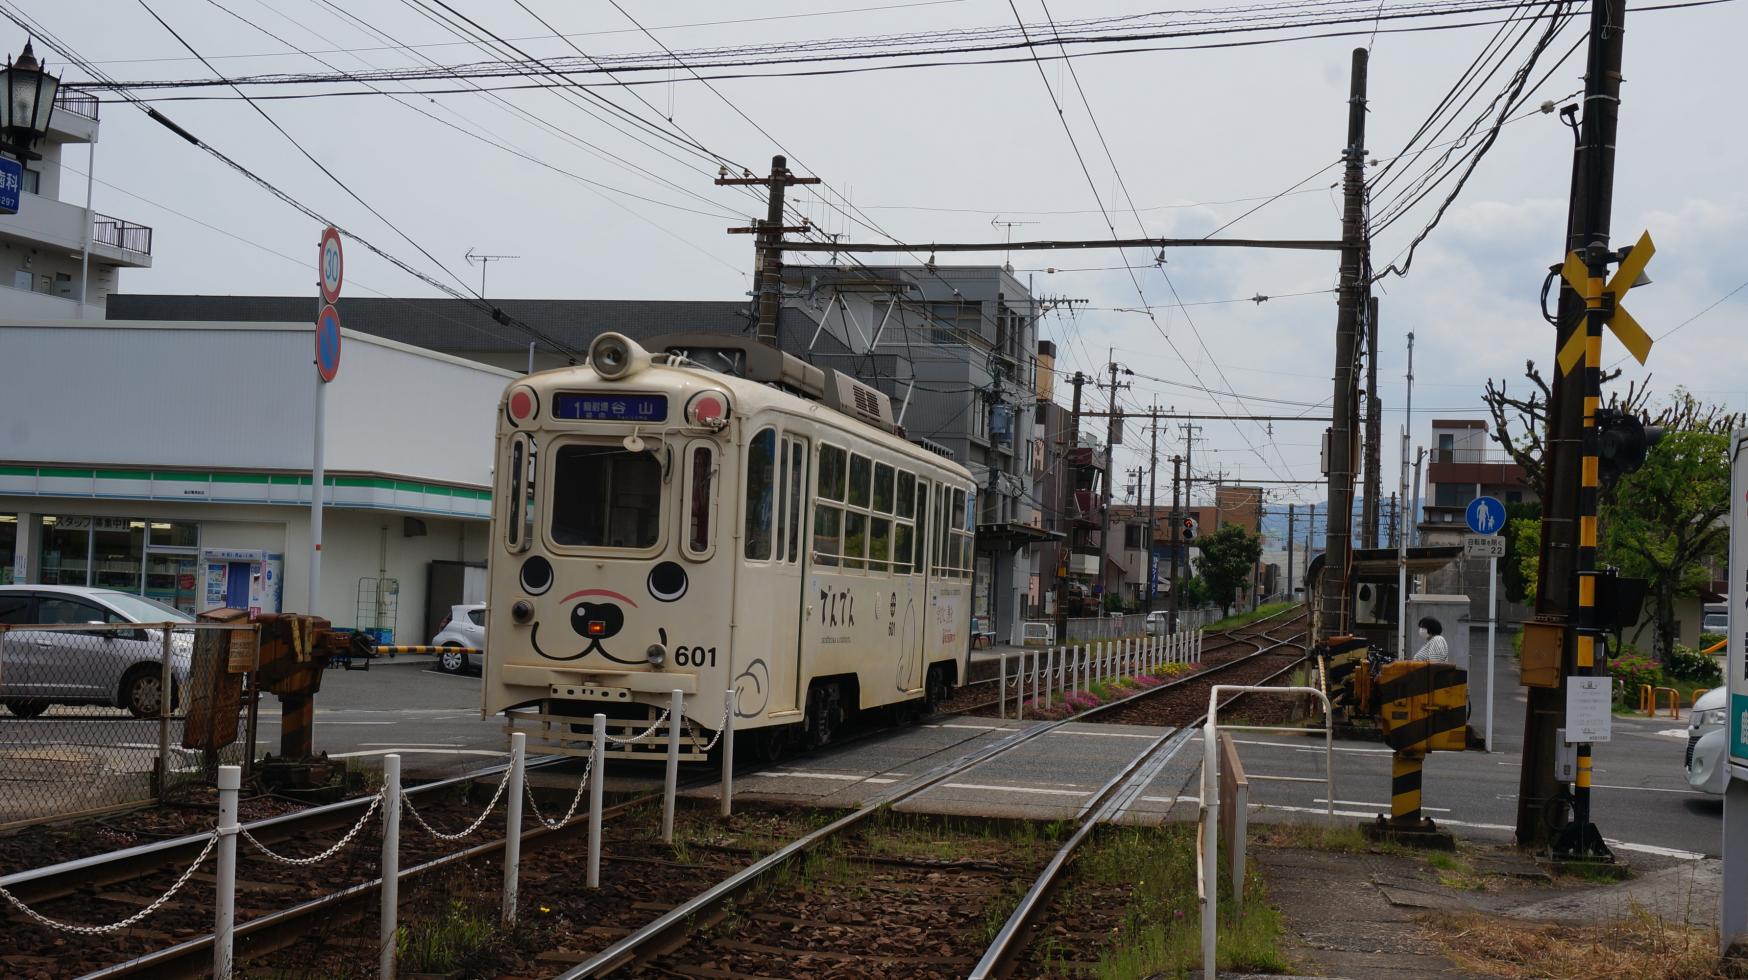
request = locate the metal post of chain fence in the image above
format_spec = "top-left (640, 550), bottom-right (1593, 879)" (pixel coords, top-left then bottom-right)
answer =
top-left (664, 690), bottom-right (683, 843)
top-left (1016, 652), bottom-right (1024, 721)
top-left (1045, 646), bottom-right (1055, 709)
top-left (157, 624), bottom-right (173, 799)
top-left (589, 714), bottom-right (605, 889)
top-left (381, 753), bottom-right (401, 980)
top-left (998, 654), bottom-right (1006, 720)
top-left (214, 764), bottom-right (239, 980)
top-left (502, 732), bottom-right (526, 928)
top-left (719, 691), bottom-right (735, 819)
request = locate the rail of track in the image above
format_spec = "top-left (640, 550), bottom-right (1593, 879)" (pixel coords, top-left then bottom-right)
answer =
top-left (552, 630), bottom-right (1308, 977)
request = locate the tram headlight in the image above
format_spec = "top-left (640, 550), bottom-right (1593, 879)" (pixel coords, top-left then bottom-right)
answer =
top-left (646, 643), bottom-right (667, 668)
top-left (589, 332), bottom-right (645, 380)
top-left (511, 600), bottom-right (534, 625)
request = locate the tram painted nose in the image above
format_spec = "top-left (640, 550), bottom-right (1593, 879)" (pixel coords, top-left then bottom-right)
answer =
top-left (571, 601), bottom-right (625, 640)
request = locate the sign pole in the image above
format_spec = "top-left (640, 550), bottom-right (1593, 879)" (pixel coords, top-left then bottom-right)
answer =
top-left (1486, 554), bottom-right (1497, 752)
top-left (309, 379), bottom-right (325, 614)
top-left (311, 228), bottom-right (344, 616)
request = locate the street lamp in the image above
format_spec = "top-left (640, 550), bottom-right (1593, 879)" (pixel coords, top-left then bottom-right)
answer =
top-left (0, 42), bottom-right (59, 162)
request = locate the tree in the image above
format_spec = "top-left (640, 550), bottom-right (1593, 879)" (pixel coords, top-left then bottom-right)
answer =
top-left (1601, 421), bottom-right (1730, 658)
top-left (1500, 501), bottom-right (1541, 603)
top-left (1195, 524), bottom-right (1263, 617)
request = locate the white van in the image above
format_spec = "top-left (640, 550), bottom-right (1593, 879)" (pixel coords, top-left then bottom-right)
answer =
top-left (1685, 686), bottom-right (1729, 796)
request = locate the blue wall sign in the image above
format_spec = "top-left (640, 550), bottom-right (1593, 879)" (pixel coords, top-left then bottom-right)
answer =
top-left (1466, 496), bottom-right (1506, 535)
top-left (553, 393), bottom-right (668, 422)
top-left (0, 157), bottom-right (20, 215)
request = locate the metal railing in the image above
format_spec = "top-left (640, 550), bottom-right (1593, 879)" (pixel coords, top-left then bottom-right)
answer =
top-left (92, 213), bottom-right (154, 256)
top-left (1429, 447), bottom-right (1520, 466)
top-left (54, 90), bottom-right (99, 120)
top-left (0, 621), bottom-right (260, 829)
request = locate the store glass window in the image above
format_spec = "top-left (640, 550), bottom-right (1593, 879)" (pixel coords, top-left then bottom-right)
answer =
top-left (148, 521), bottom-right (199, 548)
top-left (0, 514), bottom-right (15, 585)
top-left (92, 520), bottom-right (145, 593)
top-left (40, 516), bottom-right (91, 586)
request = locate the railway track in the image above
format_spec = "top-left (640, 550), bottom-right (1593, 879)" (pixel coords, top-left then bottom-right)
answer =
top-left (550, 631), bottom-right (1308, 977)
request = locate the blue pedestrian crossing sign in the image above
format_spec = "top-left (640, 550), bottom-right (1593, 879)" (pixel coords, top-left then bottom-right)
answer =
top-left (1466, 496), bottom-right (1506, 535)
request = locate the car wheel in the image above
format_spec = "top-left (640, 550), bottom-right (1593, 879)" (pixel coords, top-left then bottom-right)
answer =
top-left (439, 644), bottom-right (466, 674)
top-left (3, 700), bottom-right (48, 718)
top-left (122, 667), bottom-right (166, 718)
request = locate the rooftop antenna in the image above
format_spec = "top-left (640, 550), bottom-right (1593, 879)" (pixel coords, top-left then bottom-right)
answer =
top-left (990, 215), bottom-right (1039, 269)
top-left (464, 247), bottom-right (520, 298)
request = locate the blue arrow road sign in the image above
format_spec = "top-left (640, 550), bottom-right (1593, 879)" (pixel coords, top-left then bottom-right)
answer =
top-left (1466, 496), bottom-right (1506, 535)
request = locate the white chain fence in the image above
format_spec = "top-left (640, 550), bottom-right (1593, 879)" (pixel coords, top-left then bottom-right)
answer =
top-left (404, 765), bottom-right (514, 843)
top-left (603, 708), bottom-right (672, 746)
top-left (525, 756), bottom-right (594, 830)
top-left (685, 718), bottom-right (726, 754)
top-left (241, 792), bottom-right (383, 867)
top-left (0, 832), bottom-right (219, 935)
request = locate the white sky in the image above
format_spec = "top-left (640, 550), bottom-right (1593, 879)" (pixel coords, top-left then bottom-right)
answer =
top-left (26, 0), bottom-right (1748, 511)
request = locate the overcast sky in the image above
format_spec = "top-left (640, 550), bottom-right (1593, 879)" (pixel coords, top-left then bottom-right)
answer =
top-left (25, 0), bottom-right (1748, 515)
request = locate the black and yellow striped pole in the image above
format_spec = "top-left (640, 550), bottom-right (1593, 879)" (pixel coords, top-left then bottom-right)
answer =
top-left (1391, 751), bottom-right (1424, 824)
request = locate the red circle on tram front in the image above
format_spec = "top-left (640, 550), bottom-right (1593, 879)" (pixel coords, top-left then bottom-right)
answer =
top-left (510, 390), bottom-right (533, 420)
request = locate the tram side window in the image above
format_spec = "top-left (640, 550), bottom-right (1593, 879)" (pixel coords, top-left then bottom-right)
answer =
top-left (819, 444), bottom-right (847, 501)
top-left (910, 477), bottom-right (928, 574)
top-left (687, 444), bottom-right (715, 556)
top-left (550, 445), bottom-right (661, 549)
top-left (950, 487), bottom-right (972, 579)
top-left (785, 437), bottom-right (805, 563)
top-left (745, 428), bottom-right (776, 560)
top-left (869, 516), bottom-right (891, 572)
top-left (894, 521), bottom-right (913, 574)
top-left (843, 512), bottom-right (867, 569)
top-left (896, 471), bottom-right (915, 519)
top-left (873, 463), bottom-right (895, 513)
top-left (813, 505), bottom-right (841, 566)
top-left (848, 453), bottom-right (872, 509)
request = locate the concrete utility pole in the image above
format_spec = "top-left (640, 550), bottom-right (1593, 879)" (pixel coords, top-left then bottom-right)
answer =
top-left (1286, 503), bottom-right (1296, 601)
top-left (1322, 47), bottom-right (1369, 645)
top-left (1169, 454), bottom-right (1183, 630)
top-left (1363, 296), bottom-right (1383, 548)
top-left (1096, 357), bottom-right (1131, 609)
top-left (1055, 371), bottom-right (1087, 642)
top-left (1519, 0), bottom-right (1629, 857)
top-left (1147, 403), bottom-right (1161, 612)
top-left (718, 155), bottom-right (820, 349)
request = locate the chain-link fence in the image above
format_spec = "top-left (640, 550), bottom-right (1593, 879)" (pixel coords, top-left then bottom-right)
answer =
top-left (0, 621), bottom-right (260, 829)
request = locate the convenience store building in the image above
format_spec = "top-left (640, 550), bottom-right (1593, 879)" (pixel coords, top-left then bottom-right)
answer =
top-left (0, 319), bottom-right (511, 640)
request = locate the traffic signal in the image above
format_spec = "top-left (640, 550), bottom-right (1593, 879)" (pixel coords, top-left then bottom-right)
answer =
top-left (1181, 517), bottom-right (1197, 541)
top-left (1595, 408), bottom-right (1664, 486)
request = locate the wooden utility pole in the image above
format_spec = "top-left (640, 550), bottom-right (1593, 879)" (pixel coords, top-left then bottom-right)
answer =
top-left (1519, 0), bottom-right (1629, 856)
top-left (1055, 371), bottom-right (1087, 641)
top-left (1147, 403), bottom-right (1161, 612)
top-left (1096, 357), bottom-right (1130, 609)
top-left (719, 155), bottom-right (820, 349)
top-left (1286, 503), bottom-right (1296, 601)
top-left (1362, 296), bottom-right (1383, 548)
top-left (1322, 47), bottom-right (1368, 645)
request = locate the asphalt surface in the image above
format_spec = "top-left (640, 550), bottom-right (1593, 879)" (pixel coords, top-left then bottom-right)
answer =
top-left (292, 653), bottom-right (1722, 859)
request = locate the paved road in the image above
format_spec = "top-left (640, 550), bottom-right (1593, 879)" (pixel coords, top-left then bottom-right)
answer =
top-left (294, 654), bottom-right (1722, 859)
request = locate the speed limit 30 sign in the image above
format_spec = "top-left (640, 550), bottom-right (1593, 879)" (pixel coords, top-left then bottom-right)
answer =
top-left (319, 226), bottom-right (344, 304)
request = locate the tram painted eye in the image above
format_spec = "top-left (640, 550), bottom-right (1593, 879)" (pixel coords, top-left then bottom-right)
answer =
top-left (520, 555), bottom-right (554, 596)
top-left (647, 561), bottom-right (688, 603)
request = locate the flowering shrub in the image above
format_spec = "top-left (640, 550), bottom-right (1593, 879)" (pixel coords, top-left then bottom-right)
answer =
top-left (1608, 652), bottom-right (1660, 706)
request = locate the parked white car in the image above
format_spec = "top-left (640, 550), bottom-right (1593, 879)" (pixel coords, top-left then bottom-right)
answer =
top-left (1685, 686), bottom-right (1729, 796)
top-left (0, 585), bottom-right (194, 717)
top-left (431, 603), bottom-right (485, 674)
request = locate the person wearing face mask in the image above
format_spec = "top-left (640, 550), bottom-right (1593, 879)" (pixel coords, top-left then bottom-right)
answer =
top-left (1411, 616), bottom-right (1448, 663)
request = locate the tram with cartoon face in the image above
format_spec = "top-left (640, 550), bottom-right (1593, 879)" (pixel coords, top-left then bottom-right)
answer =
top-left (481, 332), bottom-right (977, 760)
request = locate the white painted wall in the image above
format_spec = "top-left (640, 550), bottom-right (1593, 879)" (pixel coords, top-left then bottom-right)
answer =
top-left (0, 320), bottom-right (516, 489)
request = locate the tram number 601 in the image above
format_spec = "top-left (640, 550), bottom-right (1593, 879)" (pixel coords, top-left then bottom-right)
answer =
top-left (673, 645), bottom-right (718, 668)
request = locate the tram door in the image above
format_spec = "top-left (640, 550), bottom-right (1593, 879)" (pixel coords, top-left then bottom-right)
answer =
top-left (770, 432), bottom-right (809, 715)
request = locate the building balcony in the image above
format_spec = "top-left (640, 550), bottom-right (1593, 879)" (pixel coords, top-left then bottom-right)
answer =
top-left (0, 194), bottom-right (152, 268)
top-left (0, 282), bottom-right (102, 319)
top-left (47, 91), bottom-right (99, 144)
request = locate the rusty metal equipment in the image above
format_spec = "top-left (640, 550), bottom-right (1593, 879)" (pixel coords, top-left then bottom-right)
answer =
top-left (1364, 661), bottom-right (1467, 846)
top-left (252, 613), bottom-right (350, 795)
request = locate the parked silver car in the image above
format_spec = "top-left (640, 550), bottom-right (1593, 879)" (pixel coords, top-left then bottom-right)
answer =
top-left (0, 585), bottom-right (194, 718)
top-left (431, 602), bottom-right (485, 674)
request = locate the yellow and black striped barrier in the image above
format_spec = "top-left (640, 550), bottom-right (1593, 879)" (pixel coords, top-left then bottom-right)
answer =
top-left (1368, 661), bottom-right (1466, 843)
top-left (369, 645), bottom-right (484, 655)
top-left (1318, 636), bottom-right (1370, 716)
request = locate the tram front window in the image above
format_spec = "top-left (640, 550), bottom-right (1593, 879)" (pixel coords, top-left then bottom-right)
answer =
top-left (550, 445), bottom-right (663, 549)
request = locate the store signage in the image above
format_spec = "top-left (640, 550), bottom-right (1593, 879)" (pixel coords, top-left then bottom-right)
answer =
top-left (53, 516), bottom-right (131, 532)
top-left (553, 393), bottom-right (668, 422)
top-left (203, 549), bottom-right (264, 562)
top-left (0, 157), bottom-right (20, 215)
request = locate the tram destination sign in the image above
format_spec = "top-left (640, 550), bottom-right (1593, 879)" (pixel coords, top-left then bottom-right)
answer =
top-left (553, 393), bottom-right (668, 422)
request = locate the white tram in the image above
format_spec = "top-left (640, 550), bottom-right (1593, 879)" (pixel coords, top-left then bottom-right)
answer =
top-left (482, 332), bottom-right (977, 759)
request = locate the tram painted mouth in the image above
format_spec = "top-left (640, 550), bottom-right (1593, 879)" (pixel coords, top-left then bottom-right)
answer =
top-left (528, 600), bottom-right (648, 667)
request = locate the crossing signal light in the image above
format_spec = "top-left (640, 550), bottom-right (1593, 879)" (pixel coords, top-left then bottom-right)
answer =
top-left (1181, 517), bottom-right (1197, 541)
top-left (1595, 408), bottom-right (1663, 487)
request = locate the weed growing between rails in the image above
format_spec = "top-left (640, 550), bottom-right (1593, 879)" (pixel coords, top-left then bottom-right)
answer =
top-left (1019, 824), bottom-right (1290, 978)
top-left (1019, 662), bottom-right (1201, 721)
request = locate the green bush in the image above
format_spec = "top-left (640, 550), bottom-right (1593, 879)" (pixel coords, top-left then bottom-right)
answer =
top-left (1700, 631), bottom-right (1726, 649)
top-left (1608, 652), bottom-right (1661, 706)
top-left (1665, 645), bottom-right (1723, 685)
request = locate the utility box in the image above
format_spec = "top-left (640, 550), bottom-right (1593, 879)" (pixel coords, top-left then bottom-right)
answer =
top-left (1520, 619), bottom-right (1565, 688)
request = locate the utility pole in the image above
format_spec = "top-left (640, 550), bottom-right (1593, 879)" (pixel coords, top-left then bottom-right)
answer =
top-left (1519, 0), bottom-right (1630, 856)
top-left (1286, 503), bottom-right (1297, 602)
top-left (718, 155), bottom-right (820, 349)
top-left (1169, 455), bottom-right (1183, 629)
top-left (1147, 403), bottom-right (1161, 613)
top-left (1096, 356), bottom-right (1131, 611)
top-left (1387, 492), bottom-right (1398, 550)
top-left (1055, 371), bottom-right (1087, 642)
top-left (1252, 488), bottom-right (1266, 610)
top-left (1362, 297), bottom-right (1383, 548)
top-left (1323, 47), bottom-right (1369, 646)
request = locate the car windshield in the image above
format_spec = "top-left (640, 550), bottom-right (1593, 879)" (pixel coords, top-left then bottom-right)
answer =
top-left (93, 592), bottom-right (196, 623)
